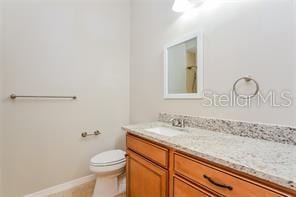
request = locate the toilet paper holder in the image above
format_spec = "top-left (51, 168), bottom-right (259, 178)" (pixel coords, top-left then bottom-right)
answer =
top-left (81, 130), bottom-right (101, 138)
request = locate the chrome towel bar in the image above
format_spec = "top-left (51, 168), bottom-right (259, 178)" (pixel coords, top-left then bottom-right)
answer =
top-left (10, 94), bottom-right (77, 100)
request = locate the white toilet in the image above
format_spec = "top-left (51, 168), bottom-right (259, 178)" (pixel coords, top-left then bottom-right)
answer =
top-left (89, 149), bottom-right (126, 197)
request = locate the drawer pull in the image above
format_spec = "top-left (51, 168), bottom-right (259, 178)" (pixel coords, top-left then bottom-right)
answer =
top-left (203, 175), bottom-right (233, 191)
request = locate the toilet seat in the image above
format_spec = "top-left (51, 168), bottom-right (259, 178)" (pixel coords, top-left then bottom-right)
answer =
top-left (90, 149), bottom-right (126, 167)
top-left (90, 159), bottom-right (125, 167)
top-left (89, 149), bottom-right (126, 174)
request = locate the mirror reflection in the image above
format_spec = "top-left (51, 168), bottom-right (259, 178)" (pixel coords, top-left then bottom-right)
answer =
top-left (165, 33), bottom-right (203, 99)
top-left (168, 38), bottom-right (197, 94)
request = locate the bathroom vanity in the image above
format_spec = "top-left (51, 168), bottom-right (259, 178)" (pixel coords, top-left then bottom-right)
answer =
top-left (123, 120), bottom-right (296, 197)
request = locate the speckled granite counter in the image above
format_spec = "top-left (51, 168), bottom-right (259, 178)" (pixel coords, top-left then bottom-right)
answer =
top-left (122, 122), bottom-right (296, 191)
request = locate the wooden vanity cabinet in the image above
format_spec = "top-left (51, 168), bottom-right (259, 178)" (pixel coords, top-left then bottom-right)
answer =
top-left (126, 134), bottom-right (169, 197)
top-left (126, 150), bottom-right (168, 197)
top-left (126, 133), bottom-right (295, 197)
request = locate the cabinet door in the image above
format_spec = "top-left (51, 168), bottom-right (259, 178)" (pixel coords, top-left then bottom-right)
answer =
top-left (174, 176), bottom-right (215, 197)
top-left (127, 150), bottom-right (168, 197)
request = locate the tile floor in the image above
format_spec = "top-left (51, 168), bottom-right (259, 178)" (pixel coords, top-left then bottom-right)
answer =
top-left (47, 174), bottom-right (126, 197)
top-left (47, 181), bottom-right (96, 197)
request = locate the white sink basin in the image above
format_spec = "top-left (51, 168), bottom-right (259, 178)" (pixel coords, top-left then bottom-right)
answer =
top-left (145, 127), bottom-right (184, 137)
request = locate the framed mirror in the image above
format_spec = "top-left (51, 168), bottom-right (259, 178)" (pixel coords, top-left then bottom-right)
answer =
top-left (164, 33), bottom-right (203, 99)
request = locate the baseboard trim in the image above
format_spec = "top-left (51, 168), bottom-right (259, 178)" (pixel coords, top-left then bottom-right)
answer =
top-left (24, 174), bottom-right (96, 197)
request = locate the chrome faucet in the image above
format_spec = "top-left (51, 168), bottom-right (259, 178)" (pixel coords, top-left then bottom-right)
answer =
top-left (171, 118), bottom-right (186, 128)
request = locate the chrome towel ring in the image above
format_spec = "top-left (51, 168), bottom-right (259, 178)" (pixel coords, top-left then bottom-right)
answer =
top-left (233, 76), bottom-right (259, 99)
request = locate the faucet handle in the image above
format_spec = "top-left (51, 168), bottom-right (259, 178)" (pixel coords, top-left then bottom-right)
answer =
top-left (170, 118), bottom-right (187, 128)
top-left (171, 118), bottom-right (185, 128)
top-left (171, 118), bottom-right (179, 127)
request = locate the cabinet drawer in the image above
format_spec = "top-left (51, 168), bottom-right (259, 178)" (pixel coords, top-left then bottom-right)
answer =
top-left (127, 134), bottom-right (168, 168)
top-left (174, 176), bottom-right (216, 197)
top-left (174, 153), bottom-right (286, 197)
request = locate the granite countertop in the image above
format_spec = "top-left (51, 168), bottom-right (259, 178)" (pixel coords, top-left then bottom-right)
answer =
top-left (122, 121), bottom-right (296, 191)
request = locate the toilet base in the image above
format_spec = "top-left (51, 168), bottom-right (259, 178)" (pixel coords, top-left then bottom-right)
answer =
top-left (92, 172), bottom-right (125, 197)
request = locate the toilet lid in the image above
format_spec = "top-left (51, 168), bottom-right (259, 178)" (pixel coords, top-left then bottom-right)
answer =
top-left (90, 149), bottom-right (126, 166)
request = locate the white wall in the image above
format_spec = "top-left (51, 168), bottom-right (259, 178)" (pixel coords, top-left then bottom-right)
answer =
top-left (294, 0), bottom-right (296, 122)
top-left (130, 0), bottom-right (296, 126)
top-left (0, 0), bottom-right (3, 195)
top-left (1, 0), bottom-right (130, 196)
